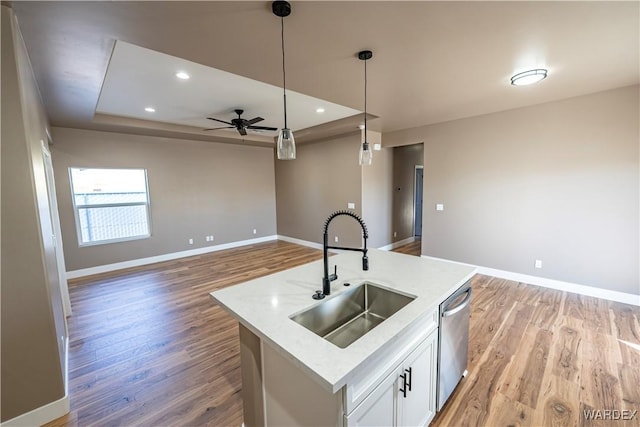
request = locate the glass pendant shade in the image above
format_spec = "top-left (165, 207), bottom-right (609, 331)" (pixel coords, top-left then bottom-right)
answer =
top-left (359, 141), bottom-right (372, 166)
top-left (277, 127), bottom-right (296, 160)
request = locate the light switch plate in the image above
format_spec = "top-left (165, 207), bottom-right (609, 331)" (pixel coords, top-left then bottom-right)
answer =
top-left (436, 203), bottom-right (444, 211)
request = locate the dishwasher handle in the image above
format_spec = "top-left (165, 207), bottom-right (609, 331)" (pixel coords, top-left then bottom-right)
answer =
top-left (442, 288), bottom-right (472, 318)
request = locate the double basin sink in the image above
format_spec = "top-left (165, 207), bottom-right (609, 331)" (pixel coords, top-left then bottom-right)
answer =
top-left (290, 282), bottom-right (416, 348)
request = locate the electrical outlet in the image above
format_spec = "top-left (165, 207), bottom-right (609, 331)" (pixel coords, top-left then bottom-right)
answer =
top-left (436, 203), bottom-right (444, 211)
top-left (348, 202), bottom-right (355, 209)
top-left (188, 238), bottom-right (194, 245)
top-left (334, 236), bottom-right (339, 243)
top-left (253, 229), bottom-right (257, 235)
top-left (535, 260), bottom-right (542, 269)
top-left (393, 231), bottom-right (397, 238)
top-left (210, 235), bottom-right (214, 242)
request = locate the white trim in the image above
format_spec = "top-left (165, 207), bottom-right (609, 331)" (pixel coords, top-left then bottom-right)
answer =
top-left (413, 165), bottom-right (424, 238)
top-left (378, 236), bottom-right (416, 251)
top-left (260, 339), bottom-right (268, 425)
top-left (276, 235), bottom-right (323, 250)
top-left (0, 394), bottom-right (69, 427)
top-left (276, 235), bottom-right (408, 253)
top-left (67, 235), bottom-right (278, 279)
top-left (421, 255), bottom-right (640, 306)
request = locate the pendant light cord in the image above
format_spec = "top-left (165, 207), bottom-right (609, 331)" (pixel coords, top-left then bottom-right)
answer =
top-left (364, 56), bottom-right (367, 141)
top-left (281, 16), bottom-right (288, 129)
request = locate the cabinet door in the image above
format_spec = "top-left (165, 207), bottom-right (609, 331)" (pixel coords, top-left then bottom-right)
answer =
top-left (346, 366), bottom-right (398, 427)
top-left (398, 329), bottom-right (438, 427)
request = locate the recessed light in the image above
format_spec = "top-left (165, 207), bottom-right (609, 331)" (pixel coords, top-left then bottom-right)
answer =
top-left (511, 69), bottom-right (548, 86)
top-left (144, 107), bottom-right (156, 113)
top-left (316, 107), bottom-right (325, 113)
top-left (175, 71), bottom-right (190, 80)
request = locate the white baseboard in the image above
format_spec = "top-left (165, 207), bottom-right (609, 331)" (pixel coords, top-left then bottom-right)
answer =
top-left (378, 236), bottom-right (416, 251)
top-left (1, 394), bottom-right (69, 427)
top-left (277, 235), bottom-right (323, 250)
top-left (67, 235), bottom-right (278, 279)
top-left (277, 235), bottom-right (408, 252)
top-left (421, 255), bottom-right (640, 306)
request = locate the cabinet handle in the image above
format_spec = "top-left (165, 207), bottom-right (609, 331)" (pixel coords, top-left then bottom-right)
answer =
top-left (399, 367), bottom-right (412, 398)
top-left (399, 372), bottom-right (407, 398)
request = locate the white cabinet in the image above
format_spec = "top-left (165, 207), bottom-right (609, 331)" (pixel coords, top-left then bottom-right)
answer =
top-left (346, 369), bottom-right (397, 427)
top-left (398, 331), bottom-right (438, 426)
top-left (346, 328), bottom-right (438, 427)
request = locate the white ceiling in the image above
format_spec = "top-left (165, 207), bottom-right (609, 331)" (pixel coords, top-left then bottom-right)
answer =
top-left (96, 41), bottom-right (361, 137)
top-left (10, 1), bottom-right (639, 144)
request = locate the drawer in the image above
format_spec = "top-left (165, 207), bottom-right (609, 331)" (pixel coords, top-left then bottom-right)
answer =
top-left (343, 307), bottom-right (438, 414)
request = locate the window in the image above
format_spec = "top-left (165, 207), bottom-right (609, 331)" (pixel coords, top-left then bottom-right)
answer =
top-left (69, 168), bottom-right (151, 246)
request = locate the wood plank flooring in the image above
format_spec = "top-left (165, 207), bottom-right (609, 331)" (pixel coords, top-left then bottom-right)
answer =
top-left (432, 276), bottom-right (640, 427)
top-left (391, 237), bottom-right (422, 256)
top-left (44, 240), bottom-right (639, 427)
top-left (45, 241), bottom-right (322, 427)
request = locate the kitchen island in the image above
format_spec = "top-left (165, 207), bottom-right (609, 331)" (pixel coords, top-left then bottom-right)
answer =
top-left (210, 248), bottom-right (476, 426)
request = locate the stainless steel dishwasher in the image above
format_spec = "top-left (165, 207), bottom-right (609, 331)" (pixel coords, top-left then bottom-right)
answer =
top-left (437, 280), bottom-right (472, 411)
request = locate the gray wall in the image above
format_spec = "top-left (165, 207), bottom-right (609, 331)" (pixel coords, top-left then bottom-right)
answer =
top-left (392, 143), bottom-right (424, 242)
top-left (385, 85), bottom-right (639, 295)
top-left (1, 5), bottom-right (67, 421)
top-left (275, 131), bottom-right (394, 250)
top-left (362, 131), bottom-right (394, 249)
top-left (51, 127), bottom-right (278, 271)
top-left (275, 133), bottom-right (364, 247)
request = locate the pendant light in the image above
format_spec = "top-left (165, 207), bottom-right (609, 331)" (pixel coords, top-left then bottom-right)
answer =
top-left (273, 1), bottom-right (296, 160)
top-left (358, 50), bottom-right (373, 166)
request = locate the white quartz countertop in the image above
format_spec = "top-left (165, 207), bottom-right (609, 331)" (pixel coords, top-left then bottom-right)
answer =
top-left (210, 248), bottom-right (476, 393)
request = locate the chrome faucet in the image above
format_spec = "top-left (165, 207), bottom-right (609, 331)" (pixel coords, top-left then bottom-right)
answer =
top-left (314, 210), bottom-right (369, 299)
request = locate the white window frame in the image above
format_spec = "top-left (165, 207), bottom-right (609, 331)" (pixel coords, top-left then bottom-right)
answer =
top-left (69, 167), bottom-right (152, 247)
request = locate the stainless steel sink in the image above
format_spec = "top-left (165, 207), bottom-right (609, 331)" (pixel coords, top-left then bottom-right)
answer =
top-left (290, 282), bottom-right (416, 348)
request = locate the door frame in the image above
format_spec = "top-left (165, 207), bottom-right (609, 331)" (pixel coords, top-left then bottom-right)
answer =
top-left (413, 165), bottom-right (424, 238)
top-left (42, 140), bottom-right (72, 316)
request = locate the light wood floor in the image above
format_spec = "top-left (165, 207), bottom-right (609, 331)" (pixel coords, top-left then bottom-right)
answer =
top-left (391, 237), bottom-right (422, 256)
top-left (45, 240), bottom-right (639, 427)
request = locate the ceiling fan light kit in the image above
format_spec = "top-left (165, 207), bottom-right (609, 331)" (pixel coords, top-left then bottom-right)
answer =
top-left (273, 0), bottom-right (296, 160)
top-left (358, 50), bottom-right (373, 166)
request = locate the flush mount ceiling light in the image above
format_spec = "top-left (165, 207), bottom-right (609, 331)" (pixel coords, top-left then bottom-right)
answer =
top-left (510, 69), bottom-right (548, 86)
top-left (175, 71), bottom-right (190, 80)
top-left (273, 1), bottom-right (295, 160)
top-left (144, 107), bottom-right (156, 113)
top-left (358, 50), bottom-right (373, 166)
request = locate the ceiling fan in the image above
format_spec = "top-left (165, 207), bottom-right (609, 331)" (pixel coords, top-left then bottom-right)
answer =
top-left (204, 109), bottom-right (278, 136)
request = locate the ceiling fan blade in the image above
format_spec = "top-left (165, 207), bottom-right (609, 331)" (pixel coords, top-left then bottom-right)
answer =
top-left (207, 117), bottom-right (233, 125)
top-left (238, 127), bottom-right (248, 136)
top-left (247, 125), bottom-right (278, 131)
top-left (245, 117), bottom-right (264, 126)
top-left (203, 126), bottom-right (234, 131)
